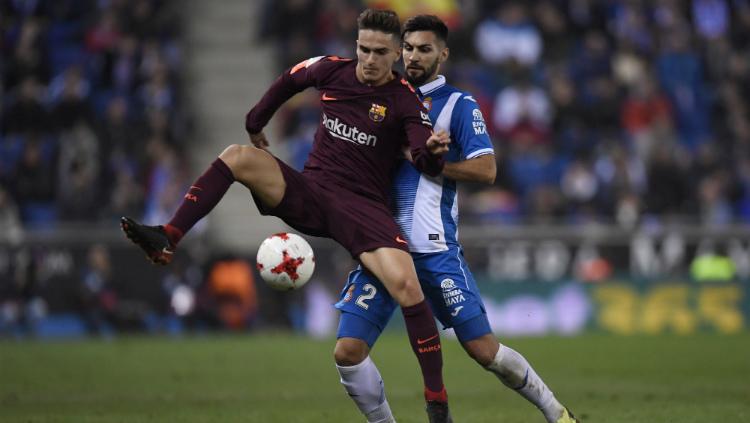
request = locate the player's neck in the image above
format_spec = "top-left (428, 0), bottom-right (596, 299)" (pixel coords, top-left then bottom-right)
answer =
top-left (423, 74), bottom-right (439, 86)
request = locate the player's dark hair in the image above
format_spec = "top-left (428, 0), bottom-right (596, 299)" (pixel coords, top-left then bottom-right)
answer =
top-left (357, 9), bottom-right (401, 39)
top-left (402, 14), bottom-right (449, 44)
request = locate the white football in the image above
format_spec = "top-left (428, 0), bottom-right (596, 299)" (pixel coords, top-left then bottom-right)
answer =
top-left (256, 233), bottom-right (315, 290)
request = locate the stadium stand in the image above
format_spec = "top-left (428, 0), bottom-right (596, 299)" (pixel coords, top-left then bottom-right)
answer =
top-left (259, 0), bottom-right (750, 227)
top-left (1, 0), bottom-right (190, 229)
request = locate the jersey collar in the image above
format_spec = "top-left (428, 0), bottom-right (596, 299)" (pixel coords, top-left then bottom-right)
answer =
top-left (418, 75), bottom-right (446, 96)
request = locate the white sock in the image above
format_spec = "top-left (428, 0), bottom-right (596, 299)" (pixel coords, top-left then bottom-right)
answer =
top-left (485, 344), bottom-right (564, 423)
top-left (336, 355), bottom-right (396, 423)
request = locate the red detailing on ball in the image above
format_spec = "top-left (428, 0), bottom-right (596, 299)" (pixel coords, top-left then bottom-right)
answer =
top-left (270, 250), bottom-right (305, 281)
top-left (273, 232), bottom-right (290, 240)
top-left (256, 262), bottom-right (264, 270)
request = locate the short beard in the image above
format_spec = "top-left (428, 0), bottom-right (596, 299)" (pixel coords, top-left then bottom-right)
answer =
top-left (406, 60), bottom-right (438, 87)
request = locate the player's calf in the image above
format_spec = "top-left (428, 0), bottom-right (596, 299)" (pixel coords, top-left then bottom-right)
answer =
top-left (461, 334), bottom-right (500, 367)
top-left (485, 343), bottom-right (568, 423)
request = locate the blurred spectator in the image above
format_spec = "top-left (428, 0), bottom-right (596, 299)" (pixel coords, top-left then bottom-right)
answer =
top-left (656, 28), bottom-right (711, 151)
top-left (57, 122), bottom-right (100, 221)
top-left (692, 0), bottom-right (730, 41)
top-left (645, 144), bottom-right (690, 217)
top-left (533, 1), bottom-right (573, 65)
top-left (10, 136), bottom-right (57, 225)
top-left (560, 157), bottom-right (599, 211)
top-left (2, 19), bottom-right (50, 89)
top-left (621, 73), bottom-right (674, 160)
top-left (78, 244), bottom-right (118, 335)
top-left (474, 2), bottom-right (542, 67)
top-left (0, 187), bottom-right (24, 246)
top-left (85, 9), bottom-right (122, 54)
top-left (48, 65), bottom-right (94, 131)
top-left (570, 30), bottom-right (611, 83)
top-left (611, 1), bottom-right (654, 53)
top-left (142, 137), bottom-right (187, 225)
top-left (3, 76), bottom-right (50, 135)
top-left (594, 142), bottom-right (647, 211)
top-left (493, 73), bottom-right (551, 146)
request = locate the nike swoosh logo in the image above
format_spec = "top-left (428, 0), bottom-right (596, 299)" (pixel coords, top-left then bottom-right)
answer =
top-left (321, 93), bottom-right (338, 101)
top-left (162, 248), bottom-right (174, 255)
top-left (416, 334), bottom-right (438, 345)
top-left (189, 185), bottom-right (203, 191)
top-left (395, 235), bottom-right (408, 245)
top-left (450, 306), bottom-right (464, 317)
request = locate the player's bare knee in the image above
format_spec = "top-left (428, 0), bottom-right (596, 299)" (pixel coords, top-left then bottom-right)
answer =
top-left (219, 144), bottom-right (262, 181)
top-left (334, 339), bottom-right (368, 366)
top-left (391, 277), bottom-right (423, 306)
top-left (218, 144), bottom-right (245, 170)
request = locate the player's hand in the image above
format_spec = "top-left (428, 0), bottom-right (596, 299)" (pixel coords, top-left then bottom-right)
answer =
top-left (249, 131), bottom-right (270, 149)
top-left (426, 130), bottom-right (450, 155)
top-left (401, 145), bottom-right (414, 162)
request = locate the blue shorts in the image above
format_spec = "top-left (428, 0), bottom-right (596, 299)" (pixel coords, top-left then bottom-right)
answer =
top-left (335, 246), bottom-right (491, 346)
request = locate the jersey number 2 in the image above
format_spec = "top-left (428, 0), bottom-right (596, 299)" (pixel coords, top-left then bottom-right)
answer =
top-left (356, 284), bottom-right (377, 310)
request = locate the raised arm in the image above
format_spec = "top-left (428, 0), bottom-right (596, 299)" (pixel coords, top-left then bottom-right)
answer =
top-left (245, 56), bottom-right (331, 136)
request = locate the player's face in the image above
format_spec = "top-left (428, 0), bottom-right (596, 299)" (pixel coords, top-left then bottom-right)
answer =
top-left (403, 31), bottom-right (448, 87)
top-left (356, 29), bottom-right (401, 86)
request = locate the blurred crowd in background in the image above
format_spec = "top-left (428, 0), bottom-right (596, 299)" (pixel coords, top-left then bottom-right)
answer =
top-left (0, 0), bottom-right (190, 233)
top-left (259, 0), bottom-right (750, 227)
top-left (4, 0), bottom-right (750, 231)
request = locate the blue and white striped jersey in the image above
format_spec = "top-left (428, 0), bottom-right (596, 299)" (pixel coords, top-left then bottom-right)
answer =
top-left (392, 75), bottom-right (494, 253)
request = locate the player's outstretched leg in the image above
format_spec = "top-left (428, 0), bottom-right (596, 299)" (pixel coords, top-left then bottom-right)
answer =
top-left (120, 157), bottom-right (235, 263)
top-left (334, 334), bottom-right (396, 423)
top-left (121, 144), bottom-right (285, 264)
top-left (462, 334), bottom-right (578, 423)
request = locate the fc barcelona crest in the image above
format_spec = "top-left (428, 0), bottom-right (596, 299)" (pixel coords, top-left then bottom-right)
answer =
top-left (369, 103), bottom-right (387, 122)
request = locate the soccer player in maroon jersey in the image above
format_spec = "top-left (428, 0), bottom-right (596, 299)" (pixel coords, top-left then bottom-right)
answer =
top-left (121, 9), bottom-right (453, 422)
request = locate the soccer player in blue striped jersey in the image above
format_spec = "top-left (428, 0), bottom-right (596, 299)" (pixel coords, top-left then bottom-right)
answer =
top-left (333, 15), bottom-right (579, 423)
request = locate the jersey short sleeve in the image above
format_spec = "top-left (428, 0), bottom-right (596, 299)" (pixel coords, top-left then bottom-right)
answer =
top-left (451, 95), bottom-right (494, 160)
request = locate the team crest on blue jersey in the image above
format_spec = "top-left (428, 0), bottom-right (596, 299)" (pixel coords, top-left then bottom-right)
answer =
top-left (342, 285), bottom-right (355, 302)
top-left (423, 97), bottom-right (432, 111)
top-left (369, 103), bottom-right (387, 122)
top-left (441, 278), bottom-right (457, 291)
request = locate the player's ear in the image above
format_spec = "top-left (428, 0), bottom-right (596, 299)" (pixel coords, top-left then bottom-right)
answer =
top-left (439, 47), bottom-right (449, 64)
top-left (393, 35), bottom-right (402, 56)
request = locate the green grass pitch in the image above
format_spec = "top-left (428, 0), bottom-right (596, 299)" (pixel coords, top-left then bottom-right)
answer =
top-left (1, 333), bottom-right (749, 422)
